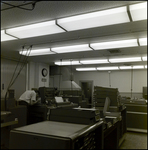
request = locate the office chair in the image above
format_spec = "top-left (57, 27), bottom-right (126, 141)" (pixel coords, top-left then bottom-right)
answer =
top-left (103, 97), bottom-right (122, 121)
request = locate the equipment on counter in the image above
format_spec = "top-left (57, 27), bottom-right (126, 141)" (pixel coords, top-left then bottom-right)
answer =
top-left (9, 120), bottom-right (104, 149)
top-left (49, 107), bottom-right (100, 125)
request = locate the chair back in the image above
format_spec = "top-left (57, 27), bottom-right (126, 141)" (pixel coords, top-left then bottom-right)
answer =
top-left (103, 97), bottom-right (110, 114)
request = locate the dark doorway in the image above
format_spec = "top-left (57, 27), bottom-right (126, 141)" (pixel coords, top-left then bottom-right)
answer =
top-left (80, 80), bottom-right (93, 104)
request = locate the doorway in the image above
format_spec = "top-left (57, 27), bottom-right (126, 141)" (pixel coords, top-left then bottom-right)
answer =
top-left (79, 80), bottom-right (93, 104)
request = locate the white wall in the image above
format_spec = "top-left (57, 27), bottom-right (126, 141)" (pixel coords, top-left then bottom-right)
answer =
top-left (73, 69), bottom-right (147, 98)
top-left (28, 62), bottom-right (50, 89)
top-left (1, 58), bottom-right (26, 100)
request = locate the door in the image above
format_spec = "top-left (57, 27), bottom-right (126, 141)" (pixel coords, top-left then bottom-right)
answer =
top-left (79, 80), bottom-right (93, 104)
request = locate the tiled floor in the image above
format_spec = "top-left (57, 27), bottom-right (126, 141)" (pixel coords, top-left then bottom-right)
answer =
top-left (120, 131), bottom-right (147, 149)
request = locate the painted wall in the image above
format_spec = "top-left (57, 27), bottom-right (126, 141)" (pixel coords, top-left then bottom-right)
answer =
top-left (1, 58), bottom-right (26, 100)
top-left (28, 62), bottom-right (50, 89)
top-left (73, 69), bottom-right (147, 98)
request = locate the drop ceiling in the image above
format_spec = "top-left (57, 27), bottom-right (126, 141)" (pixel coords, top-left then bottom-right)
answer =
top-left (1, 1), bottom-right (147, 69)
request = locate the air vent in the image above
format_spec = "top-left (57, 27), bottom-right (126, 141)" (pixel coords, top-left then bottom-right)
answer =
top-left (108, 49), bottom-right (121, 54)
top-left (123, 64), bottom-right (131, 66)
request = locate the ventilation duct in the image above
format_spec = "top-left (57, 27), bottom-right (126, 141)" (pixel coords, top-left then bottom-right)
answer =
top-left (50, 66), bottom-right (81, 90)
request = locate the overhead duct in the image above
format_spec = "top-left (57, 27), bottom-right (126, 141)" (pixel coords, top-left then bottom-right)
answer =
top-left (50, 66), bottom-right (81, 90)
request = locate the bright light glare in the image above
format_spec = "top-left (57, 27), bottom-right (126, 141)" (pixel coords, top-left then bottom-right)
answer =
top-left (55, 61), bottom-right (80, 65)
top-left (57, 6), bottom-right (130, 31)
top-left (109, 57), bottom-right (141, 63)
top-left (76, 68), bottom-right (97, 71)
top-left (90, 39), bottom-right (138, 50)
top-left (97, 67), bottom-right (119, 70)
top-left (139, 38), bottom-right (147, 46)
top-left (129, 2), bottom-right (147, 21)
top-left (6, 20), bottom-right (65, 39)
top-left (80, 59), bottom-right (109, 64)
top-left (119, 66), bottom-right (132, 69)
top-left (19, 48), bottom-right (55, 56)
top-left (142, 56), bottom-right (147, 61)
top-left (51, 44), bottom-right (92, 53)
top-left (1, 30), bottom-right (17, 42)
top-left (133, 65), bottom-right (144, 69)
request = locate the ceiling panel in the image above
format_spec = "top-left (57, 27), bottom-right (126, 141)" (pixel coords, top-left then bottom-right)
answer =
top-left (1, 1), bottom-right (147, 70)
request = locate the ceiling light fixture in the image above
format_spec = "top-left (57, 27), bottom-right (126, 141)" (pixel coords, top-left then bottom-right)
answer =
top-left (97, 66), bottom-right (119, 70)
top-left (129, 2), bottom-right (147, 21)
top-left (55, 61), bottom-right (80, 66)
top-left (80, 59), bottom-right (109, 64)
top-left (57, 6), bottom-right (130, 31)
top-left (76, 68), bottom-right (97, 71)
top-left (119, 66), bottom-right (132, 69)
top-left (19, 48), bottom-right (55, 56)
top-left (133, 65), bottom-right (144, 69)
top-left (145, 65), bottom-right (147, 69)
top-left (90, 39), bottom-right (138, 50)
top-left (1, 30), bottom-right (17, 42)
top-left (142, 56), bottom-right (147, 61)
top-left (6, 20), bottom-right (65, 39)
top-left (139, 38), bottom-right (147, 46)
top-left (109, 57), bottom-right (141, 63)
top-left (51, 44), bottom-right (92, 53)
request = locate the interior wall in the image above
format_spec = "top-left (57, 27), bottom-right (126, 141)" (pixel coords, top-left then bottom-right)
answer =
top-left (1, 58), bottom-right (26, 100)
top-left (73, 69), bottom-right (147, 98)
top-left (28, 62), bottom-right (50, 89)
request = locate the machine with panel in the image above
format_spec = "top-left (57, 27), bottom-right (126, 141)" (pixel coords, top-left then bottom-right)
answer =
top-left (9, 120), bottom-right (104, 149)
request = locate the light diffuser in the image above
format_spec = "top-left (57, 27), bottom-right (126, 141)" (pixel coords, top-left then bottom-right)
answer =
top-left (109, 57), bottom-right (141, 63)
top-left (142, 56), bottom-right (147, 61)
top-left (133, 65), bottom-right (144, 69)
top-left (80, 59), bottom-right (109, 64)
top-left (97, 66), bottom-right (119, 70)
top-left (55, 61), bottom-right (80, 66)
top-left (76, 68), bottom-right (97, 71)
top-left (1, 30), bottom-right (17, 42)
top-left (57, 6), bottom-right (130, 31)
top-left (119, 66), bottom-right (132, 69)
top-left (90, 39), bottom-right (138, 50)
top-left (19, 48), bottom-right (55, 56)
top-left (129, 2), bottom-right (147, 21)
top-left (139, 38), bottom-right (147, 46)
top-left (51, 44), bottom-right (92, 53)
top-left (145, 65), bottom-right (147, 69)
top-left (6, 20), bottom-right (65, 39)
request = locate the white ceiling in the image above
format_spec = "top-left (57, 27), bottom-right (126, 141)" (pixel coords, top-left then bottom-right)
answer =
top-left (1, 1), bottom-right (147, 69)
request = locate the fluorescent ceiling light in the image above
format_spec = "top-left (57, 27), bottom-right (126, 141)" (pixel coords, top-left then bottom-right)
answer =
top-left (129, 2), bottom-right (147, 21)
top-left (6, 20), bottom-right (65, 39)
top-left (55, 61), bottom-right (80, 66)
top-left (76, 68), bottom-right (97, 71)
top-left (109, 57), bottom-right (141, 63)
top-left (1, 30), bottom-right (17, 42)
top-left (57, 6), bottom-right (130, 31)
top-left (19, 48), bottom-right (55, 56)
top-left (80, 59), bottom-right (109, 64)
top-left (119, 66), bottom-right (132, 69)
top-left (139, 38), bottom-right (147, 46)
top-left (145, 65), bottom-right (147, 69)
top-left (142, 56), bottom-right (147, 61)
top-left (133, 65), bottom-right (144, 69)
top-left (97, 66), bottom-right (119, 70)
top-left (51, 44), bottom-right (92, 53)
top-left (90, 39), bottom-right (138, 50)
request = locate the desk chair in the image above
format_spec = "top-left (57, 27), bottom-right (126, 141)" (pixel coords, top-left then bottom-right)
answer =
top-left (103, 97), bottom-right (122, 120)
